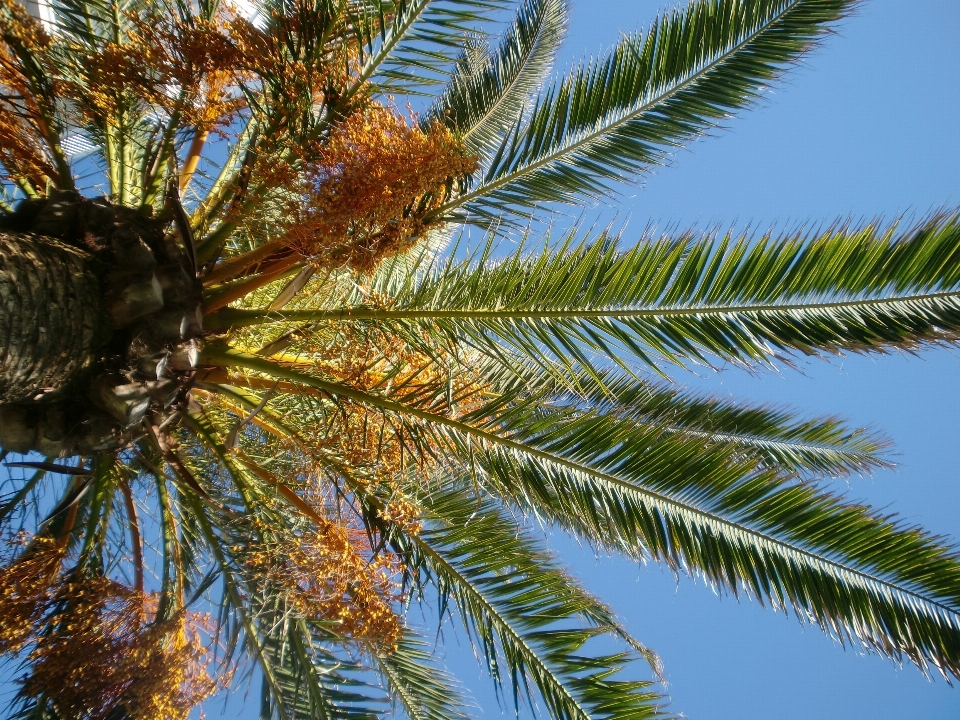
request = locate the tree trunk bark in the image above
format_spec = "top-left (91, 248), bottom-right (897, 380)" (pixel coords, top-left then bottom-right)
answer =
top-left (0, 231), bottom-right (107, 404)
top-left (0, 193), bottom-right (204, 456)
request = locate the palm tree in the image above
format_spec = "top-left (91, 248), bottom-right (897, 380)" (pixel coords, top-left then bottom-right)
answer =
top-left (2, 0), bottom-right (960, 717)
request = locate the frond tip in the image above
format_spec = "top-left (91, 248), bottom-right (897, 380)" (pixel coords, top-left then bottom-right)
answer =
top-left (401, 482), bottom-right (670, 720)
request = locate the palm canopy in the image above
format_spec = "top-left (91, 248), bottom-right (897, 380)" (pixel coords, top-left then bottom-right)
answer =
top-left (0, 0), bottom-right (959, 718)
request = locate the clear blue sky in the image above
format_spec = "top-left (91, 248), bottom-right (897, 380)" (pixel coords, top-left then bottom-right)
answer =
top-left (206, 1), bottom-right (960, 718)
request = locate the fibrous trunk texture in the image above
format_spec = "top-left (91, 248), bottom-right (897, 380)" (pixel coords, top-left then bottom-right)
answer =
top-left (0, 191), bottom-right (204, 457)
top-left (0, 231), bottom-right (106, 404)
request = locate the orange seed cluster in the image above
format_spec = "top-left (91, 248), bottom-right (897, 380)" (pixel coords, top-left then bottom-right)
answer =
top-left (286, 106), bottom-right (478, 272)
top-left (0, 537), bottom-right (218, 720)
top-left (23, 578), bottom-right (219, 720)
top-left (0, 536), bottom-right (64, 654)
top-left (0, 0), bottom-right (58, 188)
top-left (247, 518), bottom-right (403, 651)
top-left (62, 9), bottom-right (248, 128)
top-left (287, 324), bottom-right (483, 481)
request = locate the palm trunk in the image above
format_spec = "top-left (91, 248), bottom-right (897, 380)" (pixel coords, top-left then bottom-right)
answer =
top-left (0, 192), bottom-right (205, 457)
top-left (0, 231), bottom-right (107, 404)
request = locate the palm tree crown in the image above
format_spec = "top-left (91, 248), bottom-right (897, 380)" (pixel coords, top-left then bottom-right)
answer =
top-left (1, 0), bottom-right (960, 718)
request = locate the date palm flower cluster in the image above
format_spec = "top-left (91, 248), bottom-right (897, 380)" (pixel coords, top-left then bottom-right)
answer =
top-left (2, 0), bottom-right (960, 717)
top-left (0, 534), bottom-right (218, 718)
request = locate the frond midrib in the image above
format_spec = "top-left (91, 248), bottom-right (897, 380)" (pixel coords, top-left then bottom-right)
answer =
top-left (209, 349), bottom-right (960, 623)
top-left (656, 425), bottom-right (879, 459)
top-left (375, 652), bottom-right (430, 720)
top-left (410, 529), bottom-right (594, 720)
top-left (430, 0), bottom-right (809, 216)
top-left (459, 0), bottom-right (558, 144)
top-left (350, 0), bottom-right (433, 98)
top-left (214, 288), bottom-right (960, 325)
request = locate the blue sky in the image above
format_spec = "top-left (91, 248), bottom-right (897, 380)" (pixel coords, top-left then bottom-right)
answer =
top-left (508, 1), bottom-right (960, 718)
top-left (208, 1), bottom-right (960, 718)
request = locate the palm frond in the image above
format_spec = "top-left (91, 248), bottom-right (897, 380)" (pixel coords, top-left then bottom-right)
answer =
top-left (351, 0), bottom-right (515, 96)
top-left (447, 406), bottom-right (960, 681)
top-left (173, 492), bottom-right (296, 720)
top-left (553, 368), bottom-right (890, 478)
top-left (259, 613), bottom-right (386, 720)
top-left (46, 0), bottom-right (167, 203)
top-left (6, 0), bottom-right (960, 716)
top-left (396, 481), bottom-right (667, 720)
top-left (48, 0), bottom-right (138, 43)
top-left (411, 350), bottom-right (890, 479)
top-left (430, 0), bottom-right (859, 220)
top-left (179, 451), bottom-right (387, 720)
top-left (220, 214), bottom-right (960, 375)
top-left (205, 348), bottom-right (960, 681)
top-left (428, 0), bottom-right (567, 157)
top-left (374, 631), bottom-right (473, 720)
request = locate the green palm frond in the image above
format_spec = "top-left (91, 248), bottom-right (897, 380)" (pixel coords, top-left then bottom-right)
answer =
top-left (449, 409), bottom-right (960, 680)
top-left (180, 491), bottom-right (301, 720)
top-left (428, 350), bottom-right (889, 479)
top-left (46, 0), bottom-right (196, 205)
top-left (553, 368), bottom-right (890, 478)
top-left (374, 631), bottom-right (473, 720)
top-left (429, 0), bottom-right (859, 221)
top-left (205, 348), bottom-right (960, 681)
top-left (396, 481), bottom-right (667, 720)
top-left (406, 350), bottom-right (890, 479)
top-left (259, 614), bottom-right (386, 720)
top-left (177, 447), bottom-right (389, 720)
top-left (429, 0), bottom-right (567, 156)
top-left (49, 0), bottom-right (139, 42)
top-left (351, 0), bottom-right (516, 96)
top-left (219, 213), bottom-right (960, 376)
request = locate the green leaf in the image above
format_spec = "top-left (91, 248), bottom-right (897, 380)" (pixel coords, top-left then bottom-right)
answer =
top-left (208, 349), bottom-right (960, 682)
top-left (431, 0), bottom-right (859, 220)
top-left (259, 612), bottom-right (386, 720)
top-left (444, 403), bottom-right (960, 681)
top-left (353, 0), bottom-right (516, 96)
top-left (429, 0), bottom-right (568, 157)
top-left (399, 481), bottom-right (667, 720)
top-left (333, 214), bottom-right (960, 375)
top-left (219, 214), bottom-right (960, 376)
top-left (374, 631), bottom-right (473, 720)
top-left (549, 368), bottom-right (891, 478)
